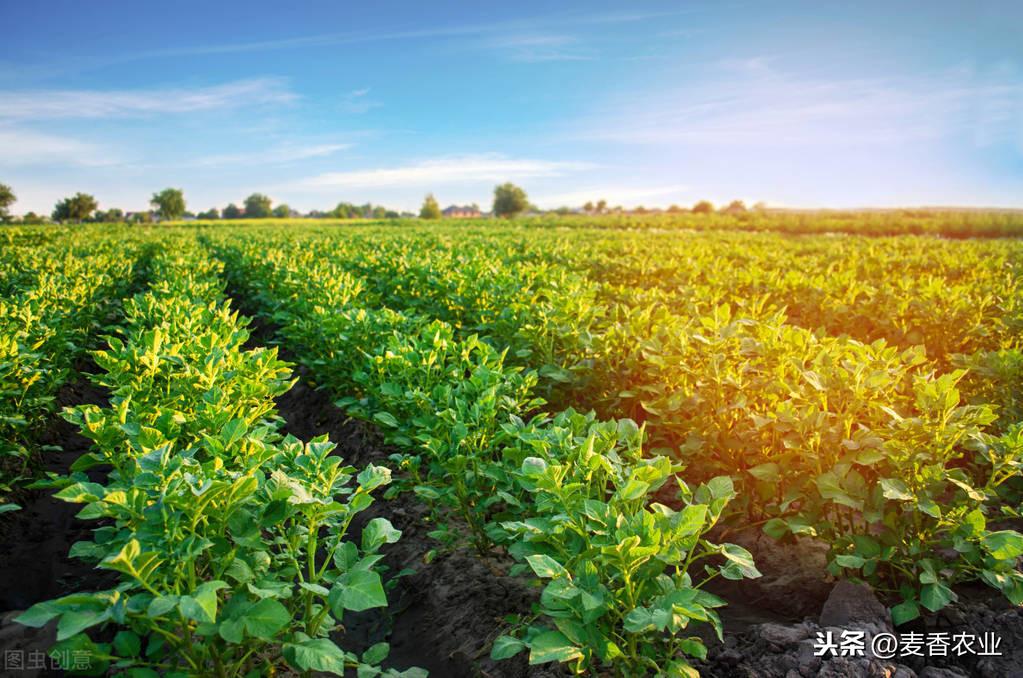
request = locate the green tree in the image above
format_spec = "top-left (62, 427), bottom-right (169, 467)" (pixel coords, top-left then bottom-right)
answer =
top-left (243, 193), bottom-right (272, 218)
top-left (22, 212), bottom-right (45, 224)
top-left (0, 183), bottom-right (15, 219)
top-left (150, 188), bottom-right (186, 220)
top-left (52, 193), bottom-right (98, 223)
top-left (334, 202), bottom-right (359, 218)
top-left (723, 199), bottom-right (747, 213)
top-left (582, 201), bottom-right (594, 213)
top-left (419, 194), bottom-right (441, 219)
top-left (223, 203), bottom-right (243, 219)
top-left (692, 200), bottom-right (715, 214)
top-left (667, 204), bottom-right (684, 213)
top-left (272, 204), bottom-right (291, 218)
top-left (492, 182), bottom-right (529, 218)
top-left (596, 199), bottom-right (607, 214)
top-left (97, 208), bottom-right (125, 222)
top-left (371, 205), bottom-right (388, 219)
top-left (197, 208), bottom-right (220, 220)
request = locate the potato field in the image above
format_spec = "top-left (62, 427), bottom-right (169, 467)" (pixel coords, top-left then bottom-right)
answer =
top-left (1, 217), bottom-right (1021, 678)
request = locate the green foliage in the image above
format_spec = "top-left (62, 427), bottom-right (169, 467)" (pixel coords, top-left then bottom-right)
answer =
top-left (493, 182), bottom-right (529, 218)
top-left (15, 240), bottom-right (414, 677)
top-left (0, 182), bottom-right (15, 218)
top-left (53, 193), bottom-right (99, 223)
top-left (419, 194), bottom-right (441, 220)
top-left (1, 233), bottom-right (141, 507)
top-left (494, 414), bottom-right (758, 675)
top-left (150, 188), bottom-right (186, 220)
top-left (243, 194), bottom-right (272, 218)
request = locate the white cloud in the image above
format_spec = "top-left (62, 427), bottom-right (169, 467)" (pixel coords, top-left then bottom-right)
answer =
top-left (339, 88), bottom-right (381, 114)
top-left (287, 154), bottom-right (594, 190)
top-left (0, 128), bottom-right (116, 166)
top-left (0, 78), bottom-right (297, 120)
top-left (575, 61), bottom-right (1023, 148)
top-left (195, 142), bottom-right (351, 167)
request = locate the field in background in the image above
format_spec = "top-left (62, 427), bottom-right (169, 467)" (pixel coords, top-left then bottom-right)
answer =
top-left (1, 216), bottom-right (1021, 676)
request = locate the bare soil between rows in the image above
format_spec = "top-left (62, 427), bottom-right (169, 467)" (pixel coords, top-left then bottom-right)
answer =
top-left (0, 368), bottom-right (117, 677)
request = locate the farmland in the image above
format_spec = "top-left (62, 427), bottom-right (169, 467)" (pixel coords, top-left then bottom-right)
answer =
top-left (1, 216), bottom-right (1021, 677)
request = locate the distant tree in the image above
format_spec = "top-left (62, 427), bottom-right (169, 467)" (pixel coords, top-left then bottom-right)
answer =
top-left (243, 193), bottom-right (272, 218)
top-left (419, 194), bottom-right (441, 220)
top-left (752, 201), bottom-right (768, 212)
top-left (596, 199), bottom-right (607, 214)
top-left (96, 208), bottom-right (125, 222)
top-left (334, 202), bottom-right (360, 218)
top-left (634, 205), bottom-right (648, 214)
top-left (150, 188), bottom-right (186, 220)
top-left (197, 208), bottom-right (220, 220)
top-left (272, 204), bottom-right (291, 218)
top-left (582, 201), bottom-right (594, 213)
top-left (371, 206), bottom-right (388, 219)
top-left (0, 183), bottom-right (15, 219)
top-left (22, 211), bottom-right (47, 224)
top-left (666, 204), bottom-right (684, 213)
top-left (692, 200), bottom-right (715, 214)
top-left (492, 183), bottom-right (529, 218)
top-left (130, 211), bottom-right (154, 224)
top-left (53, 193), bottom-right (98, 223)
top-left (723, 199), bottom-right (747, 213)
top-left (384, 210), bottom-right (400, 219)
top-left (223, 203), bottom-right (243, 219)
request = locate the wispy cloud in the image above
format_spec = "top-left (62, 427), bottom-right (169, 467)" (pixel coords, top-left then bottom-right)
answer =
top-left (286, 154), bottom-right (594, 190)
top-left (575, 60), bottom-right (1023, 148)
top-left (339, 88), bottom-right (382, 114)
top-left (0, 78), bottom-right (296, 120)
top-left (0, 128), bottom-right (116, 167)
top-left (110, 9), bottom-right (692, 62)
top-left (482, 34), bottom-right (592, 62)
top-left (194, 142), bottom-right (352, 168)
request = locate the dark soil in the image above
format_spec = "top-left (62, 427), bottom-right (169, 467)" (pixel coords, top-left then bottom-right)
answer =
top-left (0, 370), bottom-right (117, 677)
top-left (267, 365), bottom-right (557, 678)
top-left (0, 373), bottom-right (115, 612)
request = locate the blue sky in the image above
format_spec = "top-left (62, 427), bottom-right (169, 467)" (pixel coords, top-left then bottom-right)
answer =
top-left (2, 0), bottom-right (1021, 213)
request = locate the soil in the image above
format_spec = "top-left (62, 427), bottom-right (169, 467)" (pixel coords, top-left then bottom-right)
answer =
top-left (0, 370), bottom-right (117, 677)
top-left (262, 352), bottom-right (556, 678)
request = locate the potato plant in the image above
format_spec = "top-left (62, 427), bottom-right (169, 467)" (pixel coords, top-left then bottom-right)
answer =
top-left (0, 236), bottom-right (140, 511)
top-left (16, 241), bottom-right (420, 677)
top-left (492, 412), bottom-right (758, 676)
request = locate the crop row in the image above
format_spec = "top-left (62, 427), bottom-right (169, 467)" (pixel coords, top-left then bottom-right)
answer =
top-left (15, 239), bottom-right (423, 677)
top-left (1, 234), bottom-right (143, 510)
top-left (212, 225), bottom-right (1023, 629)
top-left (215, 235), bottom-right (763, 676)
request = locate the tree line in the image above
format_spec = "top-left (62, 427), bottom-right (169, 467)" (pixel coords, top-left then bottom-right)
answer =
top-left (0, 180), bottom-right (761, 224)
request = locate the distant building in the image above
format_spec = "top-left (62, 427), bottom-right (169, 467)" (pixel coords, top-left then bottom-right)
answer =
top-left (442, 205), bottom-right (481, 218)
